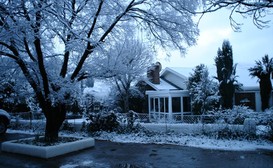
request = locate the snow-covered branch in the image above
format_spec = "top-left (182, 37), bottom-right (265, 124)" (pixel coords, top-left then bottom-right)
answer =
top-left (199, 0), bottom-right (273, 30)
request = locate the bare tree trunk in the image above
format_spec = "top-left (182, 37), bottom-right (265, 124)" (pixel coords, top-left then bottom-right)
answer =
top-left (260, 77), bottom-right (272, 111)
top-left (124, 92), bottom-right (130, 113)
top-left (43, 103), bottom-right (66, 142)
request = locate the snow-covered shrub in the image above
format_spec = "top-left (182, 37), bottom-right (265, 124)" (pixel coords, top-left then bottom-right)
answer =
top-left (266, 121), bottom-right (273, 142)
top-left (187, 64), bottom-right (219, 115)
top-left (199, 123), bottom-right (249, 140)
top-left (114, 111), bottom-right (146, 133)
top-left (80, 121), bottom-right (87, 132)
top-left (215, 126), bottom-right (247, 140)
top-left (61, 120), bottom-right (74, 132)
top-left (87, 111), bottom-right (120, 132)
top-left (211, 106), bottom-right (273, 125)
top-left (243, 118), bottom-right (256, 136)
top-left (209, 106), bottom-right (249, 124)
top-left (116, 122), bottom-right (145, 134)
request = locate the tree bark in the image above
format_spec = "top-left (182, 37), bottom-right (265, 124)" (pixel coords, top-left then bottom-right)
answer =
top-left (260, 77), bottom-right (272, 111)
top-left (43, 103), bottom-right (66, 142)
top-left (219, 82), bottom-right (234, 109)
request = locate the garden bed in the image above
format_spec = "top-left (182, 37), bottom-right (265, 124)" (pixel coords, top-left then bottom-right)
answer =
top-left (1, 136), bottom-right (95, 159)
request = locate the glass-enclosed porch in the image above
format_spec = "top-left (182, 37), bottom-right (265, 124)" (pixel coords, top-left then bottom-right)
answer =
top-left (146, 90), bottom-right (191, 122)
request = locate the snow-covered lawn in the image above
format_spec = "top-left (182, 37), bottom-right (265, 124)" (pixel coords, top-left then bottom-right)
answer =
top-left (7, 121), bottom-right (273, 152)
top-left (92, 131), bottom-right (273, 151)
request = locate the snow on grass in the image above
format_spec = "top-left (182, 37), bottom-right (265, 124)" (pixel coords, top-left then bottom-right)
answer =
top-left (6, 121), bottom-right (273, 152)
top-left (92, 131), bottom-right (273, 151)
top-left (7, 129), bottom-right (36, 135)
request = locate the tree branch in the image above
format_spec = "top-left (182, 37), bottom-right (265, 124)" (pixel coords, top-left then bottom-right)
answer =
top-left (197, 0), bottom-right (273, 30)
top-left (33, 1), bottom-right (50, 98)
top-left (71, 0), bottom-right (134, 80)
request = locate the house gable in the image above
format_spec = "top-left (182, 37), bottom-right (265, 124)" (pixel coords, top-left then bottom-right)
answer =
top-left (160, 67), bottom-right (188, 90)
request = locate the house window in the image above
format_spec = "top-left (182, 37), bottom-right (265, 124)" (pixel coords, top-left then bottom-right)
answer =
top-left (235, 92), bottom-right (255, 110)
top-left (172, 97), bottom-right (181, 112)
top-left (150, 97), bottom-right (169, 113)
top-left (183, 97), bottom-right (191, 112)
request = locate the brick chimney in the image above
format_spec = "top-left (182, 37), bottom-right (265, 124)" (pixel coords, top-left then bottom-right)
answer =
top-left (147, 62), bottom-right (161, 84)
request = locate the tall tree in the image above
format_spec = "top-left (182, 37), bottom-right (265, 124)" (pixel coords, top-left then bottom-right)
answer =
top-left (91, 37), bottom-right (154, 113)
top-left (0, 0), bottom-right (200, 141)
top-left (215, 40), bottom-right (238, 109)
top-left (0, 57), bottom-right (30, 112)
top-left (187, 64), bottom-right (219, 115)
top-left (249, 55), bottom-right (273, 111)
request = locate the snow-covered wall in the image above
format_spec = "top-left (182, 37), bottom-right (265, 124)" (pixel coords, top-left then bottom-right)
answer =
top-left (141, 123), bottom-right (244, 135)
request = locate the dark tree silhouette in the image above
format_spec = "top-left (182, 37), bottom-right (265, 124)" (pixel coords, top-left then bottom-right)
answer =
top-left (249, 55), bottom-right (273, 111)
top-left (215, 40), bottom-right (237, 109)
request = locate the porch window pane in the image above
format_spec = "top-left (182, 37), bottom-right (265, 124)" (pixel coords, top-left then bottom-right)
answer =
top-left (155, 98), bottom-right (159, 112)
top-left (150, 98), bottom-right (154, 111)
top-left (172, 97), bottom-right (181, 112)
top-left (165, 98), bottom-right (168, 112)
top-left (160, 98), bottom-right (165, 112)
top-left (183, 97), bottom-right (191, 112)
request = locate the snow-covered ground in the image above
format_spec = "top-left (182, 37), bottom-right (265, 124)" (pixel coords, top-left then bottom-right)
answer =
top-left (93, 131), bottom-right (273, 151)
top-left (7, 122), bottom-right (273, 152)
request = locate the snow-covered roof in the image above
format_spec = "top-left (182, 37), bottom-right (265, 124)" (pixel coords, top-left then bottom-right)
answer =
top-left (144, 78), bottom-right (178, 91)
top-left (207, 64), bottom-right (262, 87)
top-left (166, 64), bottom-right (264, 87)
top-left (235, 64), bottom-right (261, 87)
top-left (144, 63), bottom-right (267, 92)
top-left (161, 67), bottom-right (189, 80)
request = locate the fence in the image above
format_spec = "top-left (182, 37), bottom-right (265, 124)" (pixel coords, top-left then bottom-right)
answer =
top-left (9, 112), bottom-right (83, 131)
top-left (135, 113), bottom-right (245, 125)
top-left (9, 111), bottom-right (257, 132)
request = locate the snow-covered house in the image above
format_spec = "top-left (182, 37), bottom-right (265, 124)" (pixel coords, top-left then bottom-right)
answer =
top-left (144, 63), bottom-right (273, 122)
top-left (233, 65), bottom-right (273, 112)
top-left (144, 63), bottom-right (191, 122)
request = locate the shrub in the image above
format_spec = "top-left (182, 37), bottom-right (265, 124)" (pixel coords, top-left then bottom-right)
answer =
top-left (61, 120), bottom-right (74, 132)
top-left (87, 111), bottom-right (120, 132)
top-left (267, 121), bottom-right (273, 142)
top-left (211, 106), bottom-right (273, 125)
top-left (216, 127), bottom-right (247, 140)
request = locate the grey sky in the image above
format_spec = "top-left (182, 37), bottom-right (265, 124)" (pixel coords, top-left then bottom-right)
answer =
top-left (158, 9), bottom-right (273, 68)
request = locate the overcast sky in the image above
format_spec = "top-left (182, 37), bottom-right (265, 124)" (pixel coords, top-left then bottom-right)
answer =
top-left (157, 9), bottom-right (273, 69)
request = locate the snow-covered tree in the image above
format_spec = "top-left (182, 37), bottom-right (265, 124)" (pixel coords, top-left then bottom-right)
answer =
top-left (0, 0), bottom-right (200, 141)
top-left (187, 64), bottom-right (219, 115)
top-left (91, 37), bottom-right (154, 113)
top-left (215, 40), bottom-right (238, 109)
top-left (249, 55), bottom-right (273, 111)
top-left (0, 57), bottom-right (30, 112)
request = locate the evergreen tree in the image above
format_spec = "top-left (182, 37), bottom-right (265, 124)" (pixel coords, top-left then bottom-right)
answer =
top-left (215, 40), bottom-right (237, 109)
top-left (187, 64), bottom-right (219, 115)
top-left (249, 55), bottom-right (273, 111)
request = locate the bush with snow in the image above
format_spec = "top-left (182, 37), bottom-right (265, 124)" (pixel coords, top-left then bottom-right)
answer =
top-left (87, 111), bottom-right (120, 132)
top-left (210, 106), bottom-right (273, 125)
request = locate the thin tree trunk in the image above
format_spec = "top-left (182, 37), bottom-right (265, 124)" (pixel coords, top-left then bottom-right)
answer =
top-left (124, 92), bottom-right (130, 113)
